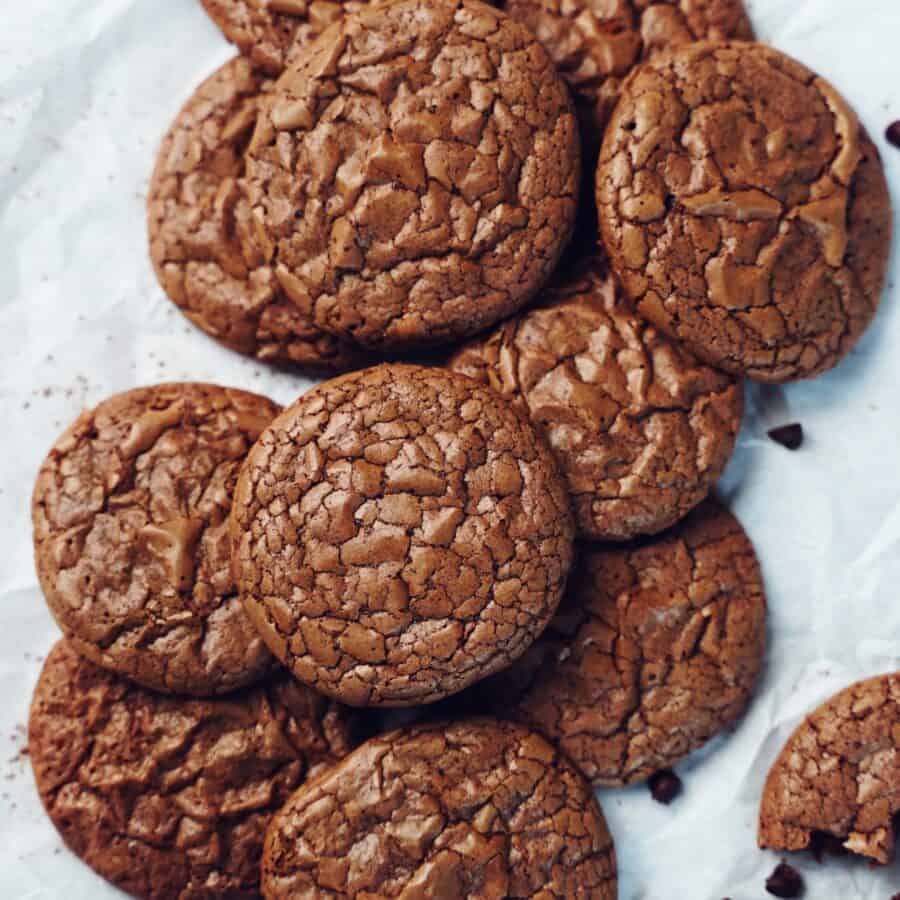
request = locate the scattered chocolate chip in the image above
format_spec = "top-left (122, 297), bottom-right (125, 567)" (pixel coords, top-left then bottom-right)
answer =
top-left (768, 423), bottom-right (804, 450)
top-left (648, 769), bottom-right (682, 804)
top-left (885, 121), bottom-right (900, 149)
top-left (809, 830), bottom-right (846, 862)
top-left (765, 861), bottom-right (804, 898)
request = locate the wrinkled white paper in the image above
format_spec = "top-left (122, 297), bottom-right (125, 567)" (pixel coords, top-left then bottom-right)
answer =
top-left (1, 0), bottom-right (900, 896)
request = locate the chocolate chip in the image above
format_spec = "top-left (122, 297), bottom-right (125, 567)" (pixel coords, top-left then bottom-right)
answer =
top-left (648, 769), bottom-right (682, 804)
top-left (765, 861), bottom-right (804, 898)
top-left (809, 830), bottom-right (846, 862)
top-left (885, 121), bottom-right (900, 149)
top-left (767, 423), bottom-right (803, 450)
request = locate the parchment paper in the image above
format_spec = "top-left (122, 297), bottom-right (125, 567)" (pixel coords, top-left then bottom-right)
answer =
top-left (2, 1), bottom-right (900, 896)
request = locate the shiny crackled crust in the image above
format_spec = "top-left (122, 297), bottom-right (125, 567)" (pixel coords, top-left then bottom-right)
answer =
top-left (448, 256), bottom-right (743, 540)
top-left (230, 364), bottom-right (575, 707)
top-left (262, 718), bottom-right (617, 898)
top-left (503, 0), bottom-right (753, 144)
top-left (148, 58), bottom-right (367, 371)
top-left (29, 640), bottom-right (361, 900)
top-left (32, 383), bottom-right (280, 696)
top-left (243, 0), bottom-right (581, 350)
top-left (201, 0), bottom-right (369, 75)
top-left (759, 672), bottom-right (900, 864)
top-left (596, 41), bottom-right (892, 383)
top-left (481, 499), bottom-right (766, 786)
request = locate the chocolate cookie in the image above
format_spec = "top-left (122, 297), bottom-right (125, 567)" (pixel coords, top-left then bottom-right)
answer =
top-left (596, 42), bottom-right (892, 382)
top-left (32, 383), bottom-right (280, 696)
top-left (230, 363), bottom-right (575, 707)
top-left (504, 0), bottom-right (753, 145)
top-left (243, 0), bottom-right (581, 350)
top-left (448, 256), bottom-right (743, 541)
top-left (478, 499), bottom-right (766, 786)
top-left (29, 640), bottom-right (361, 899)
top-left (201, 0), bottom-right (366, 75)
top-left (148, 57), bottom-right (365, 371)
top-left (262, 718), bottom-right (617, 898)
top-left (759, 672), bottom-right (900, 864)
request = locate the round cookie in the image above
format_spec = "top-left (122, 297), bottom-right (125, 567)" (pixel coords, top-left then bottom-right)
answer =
top-left (201, 0), bottom-right (367, 75)
top-left (448, 255), bottom-right (743, 541)
top-left (230, 363), bottom-right (575, 707)
top-left (243, 0), bottom-right (581, 350)
top-left (759, 672), bottom-right (900, 864)
top-left (479, 499), bottom-right (766, 786)
top-left (29, 640), bottom-right (361, 899)
top-left (503, 0), bottom-right (753, 145)
top-left (148, 57), bottom-right (366, 372)
top-left (262, 718), bottom-right (617, 898)
top-left (596, 41), bottom-right (892, 382)
top-left (32, 383), bottom-right (280, 696)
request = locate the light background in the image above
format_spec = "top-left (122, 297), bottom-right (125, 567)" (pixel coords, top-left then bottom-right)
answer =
top-left (1, 0), bottom-right (900, 896)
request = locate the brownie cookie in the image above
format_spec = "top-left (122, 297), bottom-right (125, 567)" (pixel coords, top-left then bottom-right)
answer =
top-left (243, 0), bottom-right (581, 350)
top-left (29, 640), bottom-right (361, 899)
top-left (448, 256), bottom-right (743, 541)
top-left (262, 718), bottom-right (617, 898)
top-left (759, 672), bottom-right (900, 864)
top-left (230, 364), bottom-right (575, 706)
top-left (478, 499), bottom-right (766, 786)
top-left (201, 0), bottom-right (367, 75)
top-left (32, 383), bottom-right (280, 696)
top-left (597, 42), bottom-right (892, 382)
top-left (504, 0), bottom-right (753, 145)
top-left (148, 57), bottom-right (365, 371)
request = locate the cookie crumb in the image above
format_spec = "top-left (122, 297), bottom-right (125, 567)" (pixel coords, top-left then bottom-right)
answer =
top-left (885, 121), bottom-right (900, 148)
top-left (765, 861), bottom-right (804, 898)
top-left (648, 769), bottom-right (682, 804)
top-left (768, 423), bottom-right (804, 450)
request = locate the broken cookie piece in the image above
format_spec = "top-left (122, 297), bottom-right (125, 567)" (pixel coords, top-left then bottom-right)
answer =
top-left (759, 672), bottom-right (900, 864)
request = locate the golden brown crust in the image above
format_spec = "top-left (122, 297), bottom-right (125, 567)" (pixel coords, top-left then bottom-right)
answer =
top-left (148, 58), bottom-right (368, 371)
top-left (243, 0), bottom-right (581, 350)
top-left (480, 499), bottom-right (766, 785)
top-left (230, 363), bottom-right (575, 707)
top-left (29, 640), bottom-right (361, 900)
top-left (448, 256), bottom-right (743, 540)
top-left (262, 718), bottom-right (617, 898)
top-left (759, 672), bottom-right (900, 864)
top-left (32, 383), bottom-right (280, 695)
top-left (596, 41), bottom-right (892, 382)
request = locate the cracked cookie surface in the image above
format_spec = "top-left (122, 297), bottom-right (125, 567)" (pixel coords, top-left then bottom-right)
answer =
top-left (448, 255), bottom-right (743, 541)
top-left (262, 718), bottom-right (617, 898)
top-left (596, 41), bottom-right (892, 382)
top-left (759, 672), bottom-right (900, 864)
top-left (477, 499), bottom-right (766, 786)
top-left (29, 640), bottom-right (361, 900)
top-left (243, 0), bottom-right (581, 350)
top-left (32, 383), bottom-right (281, 695)
top-left (148, 57), bottom-right (367, 371)
top-left (230, 364), bottom-right (574, 707)
top-left (201, 0), bottom-right (368, 75)
top-left (503, 0), bottom-right (752, 146)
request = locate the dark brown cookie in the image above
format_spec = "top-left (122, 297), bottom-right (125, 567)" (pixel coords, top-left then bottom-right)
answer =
top-left (230, 363), bottom-right (575, 707)
top-left (477, 499), bottom-right (766, 786)
top-left (32, 383), bottom-right (280, 696)
top-left (243, 0), bottom-right (581, 350)
top-left (148, 57), bottom-right (366, 371)
top-left (597, 42), bottom-right (892, 382)
top-left (29, 640), bottom-right (361, 900)
top-left (262, 718), bottom-right (617, 898)
top-left (448, 255), bottom-right (743, 541)
top-left (759, 672), bottom-right (900, 864)
top-left (201, 0), bottom-right (367, 75)
top-left (503, 0), bottom-right (753, 146)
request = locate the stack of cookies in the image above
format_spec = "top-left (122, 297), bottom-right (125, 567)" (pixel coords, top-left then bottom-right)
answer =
top-left (26, 0), bottom-right (897, 896)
